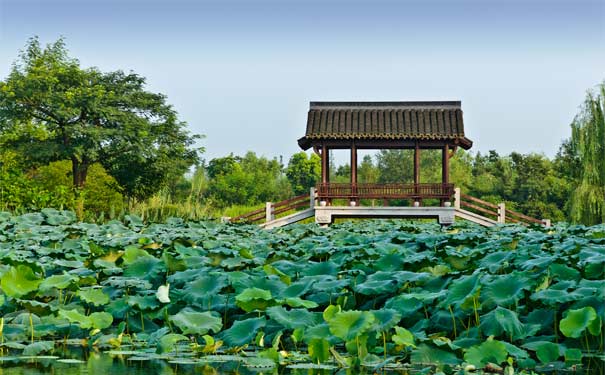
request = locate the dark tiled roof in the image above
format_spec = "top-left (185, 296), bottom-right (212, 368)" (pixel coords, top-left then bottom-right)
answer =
top-left (298, 101), bottom-right (472, 149)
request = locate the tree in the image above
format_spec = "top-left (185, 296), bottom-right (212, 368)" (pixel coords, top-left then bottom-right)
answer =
top-left (0, 38), bottom-right (200, 210)
top-left (207, 152), bottom-right (291, 207)
top-left (358, 154), bottom-right (380, 183)
top-left (568, 82), bottom-right (605, 225)
top-left (285, 152), bottom-right (321, 195)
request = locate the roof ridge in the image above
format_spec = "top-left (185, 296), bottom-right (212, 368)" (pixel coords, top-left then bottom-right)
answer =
top-left (310, 101), bottom-right (461, 109)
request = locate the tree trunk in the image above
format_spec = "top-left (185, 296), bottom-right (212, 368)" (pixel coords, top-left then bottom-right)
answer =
top-left (71, 157), bottom-right (89, 220)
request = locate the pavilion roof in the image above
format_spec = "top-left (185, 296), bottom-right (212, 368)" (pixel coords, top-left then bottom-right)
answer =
top-left (298, 101), bottom-right (473, 150)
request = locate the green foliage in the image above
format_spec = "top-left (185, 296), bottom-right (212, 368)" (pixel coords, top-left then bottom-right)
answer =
top-left (559, 306), bottom-right (599, 338)
top-left (0, 214), bottom-right (603, 370)
top-left (569, 82), bottom-right (605, 225)
top-left (285, 152), bottom-right (321, 195)
top-left (207, 152), bottom-right (291, 208)
top-left (0, 37), bottom-right (200, 204)
top-left (464, 339), bottom-right (508, 367)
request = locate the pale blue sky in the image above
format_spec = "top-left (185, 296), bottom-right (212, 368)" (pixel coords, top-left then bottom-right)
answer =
top-left (1, 0), bottom-right (604, 163)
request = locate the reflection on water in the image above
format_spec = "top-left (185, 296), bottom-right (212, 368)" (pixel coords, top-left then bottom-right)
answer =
top-left (0, 352), bottom-right (339, 375)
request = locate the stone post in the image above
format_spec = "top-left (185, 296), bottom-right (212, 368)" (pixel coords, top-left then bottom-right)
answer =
top-left (497, 203), bottom-right (506, 223)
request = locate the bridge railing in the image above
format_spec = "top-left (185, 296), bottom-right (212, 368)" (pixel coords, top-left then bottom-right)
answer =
top-left (316, 183), bottom-right (454, 202)
top-left (230, 191), bottom-right (313, 224)
top-left (454, 188), bottom-right (550, 227)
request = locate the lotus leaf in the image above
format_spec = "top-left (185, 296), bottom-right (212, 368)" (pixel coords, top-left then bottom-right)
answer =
top-left (170, 310), bottom-right (222, 336)
top-left (282, 297), bottom-right (318, 309)
top-left (235, 288), bottom-right (274, 312)
top-left (266, 306), bottom-right (322, 330)
top-left (559, 306), bottom-right (598, 338)
top-left (328, 310), bottom-right (375, 341)
top-left (77, 288), bottom-right (110, 306)
top-left (534, 342), bottom-right (561, 363)
top-left (128, 295), bottom-right (160, 311)
top-left (1, 265), bottom-right (42, 298)
top-left (410, 344), bottom-right (459, 365)
top-left (307, 338), bottom-right (330, 363)
top-left (482, 274), bottom-right (530, 307)
top-left (38, 273), bottom-right (78, 292)
top-left (392, 326), bottom-right (415, 348)
top-left (464, 339), bottom-right (507, 368)
top-left (480, 307), bottom-right (530, 340)
top-left (157, 333), bottom-right (189, 354)
top-left (440, 273), bottom-right (480, 309)
top-left (22, 341), bottom-right (55, 356)
top-left (220, 317), bottom-right (266, 347)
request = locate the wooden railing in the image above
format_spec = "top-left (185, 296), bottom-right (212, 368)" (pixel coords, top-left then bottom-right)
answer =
top-left (454, 188), bottom-right (550, 227)
top-left (230, 193), bottom-right (311, 224)
top-left (316, 183), bottom-right (455, 201)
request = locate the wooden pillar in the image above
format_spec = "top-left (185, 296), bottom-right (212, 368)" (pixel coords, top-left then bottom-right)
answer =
top-left (350, 141), bottom-right (357, 185)
top-left (414, 142), bottom-right (420, 185)
top-left (441, 144), bottom-right (450, 207)
top-left (442, 144), bottom-right (449, 184)
top-left (350, 141), bottom-right (357, 204)
top-left (321, 144), bottom-right (328, 184)
top-left (414, 142), bottom-right (420, 206)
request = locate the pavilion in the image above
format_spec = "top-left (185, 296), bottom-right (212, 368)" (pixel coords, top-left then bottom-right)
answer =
top-left (297, 101), bottom-right (473, 206)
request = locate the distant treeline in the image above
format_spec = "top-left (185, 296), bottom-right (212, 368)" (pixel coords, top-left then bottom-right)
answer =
top-left (1, 38), bottom-right (603, 225)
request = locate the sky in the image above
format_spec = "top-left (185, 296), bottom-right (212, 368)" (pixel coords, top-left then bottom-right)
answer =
top-left (0, 0), bottom-right (604, 165)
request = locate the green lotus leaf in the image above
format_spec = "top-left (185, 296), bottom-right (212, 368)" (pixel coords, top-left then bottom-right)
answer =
top-left (588, 315), bottom-right (602, 336)
top-left (371, 308), bottom-right (401, 333)
top-left (311, 277), bottom-right (350, 293)
top-left (283, 297), bottom-right (318, 309)
top-left (549, 263), bottom-right (581, 281)
top-left (182, 274), bottom-right (228, 303)
top-left (22, 341), bottom-right (55, 356)
top-left (502, 342), bottom-right (529, 359)
top-left (323, 304), bottom-right (341, 321)
top-left (440, 274), bottom-right (480, 309)
top-left (303, 261), bottom-right (339, 276)
top-left (1, 265), bottom-right (42, 298)
top-left (127, 295), bottom-right (160, 311)
top-left (482, 273), bottom-right (530, 307)
top-left (392, 326), bottom-right (415, 348)
top-left (480, 307), bottom-right (529, 340)
top-left (89, 312), bottom-right (113, 330)
top-left (464, 339), bottom-right (507, 368)
top-left (122, 246), bottom-right (153, 265)
top-left (38, 273), bottom-right (79, 292)
top-left (235, 287), bottom-right (275, 312)
top-left (266, 306), bottom-right (322, 330)
top-left (478, 251), bottom-right (514, 273)
top-left (170, 309), bottom-right (222, 336)
top-left (535, 342), bottom-right (561, 363)
top-left (354, 271), bottom-right (404, 296)
top-left (263, 264), bottom-right (291, 285)
top-left (42, 208), bottom-right (76, 225)
top-left (531, 288), bottom-right (583, 305)
top-left (220, 317), bottom-right (266, 347)
top-left (559, 306), bottom-right (598, 338)
top-left (328, 310), bottom-right (375, 341)
top-left (124, 256), bottom-right (165, 281)
top-left (59, 308), bottom-right (89, 326)
top-left (157, 333), bottom-right (189, 354)
top-left (410, 344), bottom-right (459, 365)
top-left (279, 280), bottom-right (315, 298)
top-left (308, 338), bottom-right (330, 363)
top-left (77, 288), bottom-right (110, 306)
top-left (564, 348), bottom-right (582, 364)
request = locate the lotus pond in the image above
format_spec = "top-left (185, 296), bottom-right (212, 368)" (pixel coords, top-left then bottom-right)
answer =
top-left (0, 209), bottom-right (603, 374)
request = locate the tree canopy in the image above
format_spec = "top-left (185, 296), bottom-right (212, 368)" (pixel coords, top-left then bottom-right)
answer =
top-left (568, 82), bottom-right (605, 225)
top-left (0, 37), bottom-right (200, 202)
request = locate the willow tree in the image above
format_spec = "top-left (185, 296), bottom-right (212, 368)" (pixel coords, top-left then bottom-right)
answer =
top-left (569, 82), bottom-right (605, 225)
top-left (0, 38), bottom-right (200, 215)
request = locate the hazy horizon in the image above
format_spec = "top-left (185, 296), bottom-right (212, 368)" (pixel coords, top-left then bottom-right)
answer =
top-left (1, 0), bottom-right (604, 164)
